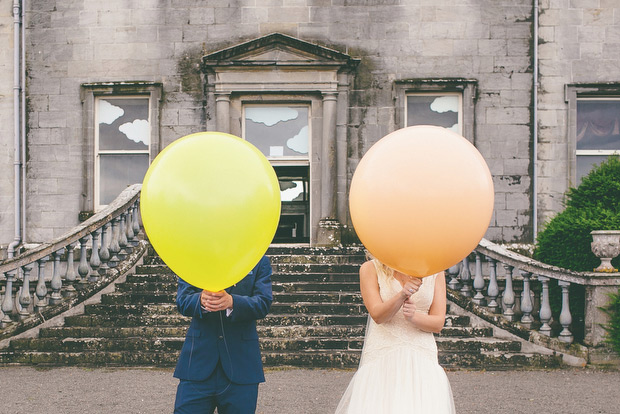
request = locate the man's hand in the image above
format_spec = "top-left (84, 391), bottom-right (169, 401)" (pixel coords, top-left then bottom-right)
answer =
top-left (200, 290), bottom-right (233, 312)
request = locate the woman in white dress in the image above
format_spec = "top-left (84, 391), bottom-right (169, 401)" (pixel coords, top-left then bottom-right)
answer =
top-left (335, 258), bottom-right (456, 413)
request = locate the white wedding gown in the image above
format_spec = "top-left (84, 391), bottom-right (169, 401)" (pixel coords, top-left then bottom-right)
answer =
top-left (335, 260), bottom-right (456, 413)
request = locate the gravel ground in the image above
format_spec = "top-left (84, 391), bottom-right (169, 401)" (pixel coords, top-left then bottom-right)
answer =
top-left (0, 366), bottom-right (618, 413)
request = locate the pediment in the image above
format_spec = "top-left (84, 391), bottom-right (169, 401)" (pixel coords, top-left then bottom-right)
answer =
top-left (202, 33), bottom-right (359, 70)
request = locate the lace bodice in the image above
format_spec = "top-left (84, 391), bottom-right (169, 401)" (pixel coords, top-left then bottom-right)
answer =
top-left (360, 260), bottom-right (438, 365)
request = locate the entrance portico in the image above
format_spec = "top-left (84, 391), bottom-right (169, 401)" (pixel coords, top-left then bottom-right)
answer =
top-left (202, 33), bottom-right (359, 246)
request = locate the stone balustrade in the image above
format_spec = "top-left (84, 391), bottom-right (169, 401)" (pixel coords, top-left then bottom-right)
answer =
top-left (0, 184), bottom-right (144, 339)
top-left (448, 238), bottom-right (620, 354)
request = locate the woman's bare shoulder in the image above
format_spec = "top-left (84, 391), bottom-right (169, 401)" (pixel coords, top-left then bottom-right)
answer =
top-left (359, 260), bottom-right (377, 279)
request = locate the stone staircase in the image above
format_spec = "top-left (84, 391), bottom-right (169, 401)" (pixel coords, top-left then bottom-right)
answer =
top-left (0, 245), bottom-right (561, 369)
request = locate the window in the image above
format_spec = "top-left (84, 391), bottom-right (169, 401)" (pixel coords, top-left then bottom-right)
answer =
top-left (95, 96), bottom-right (151, 207)
top-left (243, 105), bottom-right (310, 163)
top-left (394, 79), bottom-right (476, 142)
top-left (575, 97), bottom-right (620, 182)
top-left (81, 82), bottom-right (161, 216)
top-left (406, 93), bottom-right (462, 134)
top-left (243, 104), bottom-right (311, 242)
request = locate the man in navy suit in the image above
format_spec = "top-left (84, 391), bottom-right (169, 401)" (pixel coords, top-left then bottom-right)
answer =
top-left (173, 255), bottom-right (273, 414)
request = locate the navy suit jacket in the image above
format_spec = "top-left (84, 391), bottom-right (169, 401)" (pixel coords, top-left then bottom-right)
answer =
top-left (173, 256), bottom-right (273, 385)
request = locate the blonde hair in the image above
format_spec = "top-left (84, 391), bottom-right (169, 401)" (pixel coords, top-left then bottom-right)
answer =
top-left (364, 250), bottom-right (394, 279)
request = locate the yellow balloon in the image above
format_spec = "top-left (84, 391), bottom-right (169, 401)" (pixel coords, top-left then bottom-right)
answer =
top-left (349, 126), bottom-right (494, 278)
top-left (140, 132), bottom-right (281, 291)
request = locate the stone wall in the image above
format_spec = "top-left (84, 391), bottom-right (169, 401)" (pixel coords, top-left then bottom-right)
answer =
top-left (537, 0), bottom-right (620, 228)
top-left (2, 0), bottom-right (589, 246)
top-left (0, 2), bottom-right (16, 251)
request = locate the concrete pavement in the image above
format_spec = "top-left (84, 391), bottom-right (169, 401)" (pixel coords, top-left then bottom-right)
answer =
top-left (0, 366), bottom-right (618, 413)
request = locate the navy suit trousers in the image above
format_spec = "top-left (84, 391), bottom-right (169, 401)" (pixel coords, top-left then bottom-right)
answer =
top-left (174, 361), bottom-right (258, 414)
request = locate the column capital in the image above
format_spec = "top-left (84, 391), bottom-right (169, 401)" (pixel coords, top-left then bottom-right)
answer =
top-left (321, 91), bottom-right (338, 101)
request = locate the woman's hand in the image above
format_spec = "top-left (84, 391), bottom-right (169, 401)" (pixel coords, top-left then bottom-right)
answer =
top-left (402, 296), bottom-right (417, 323)
top-left (399, 277), bottom-right (422, 300)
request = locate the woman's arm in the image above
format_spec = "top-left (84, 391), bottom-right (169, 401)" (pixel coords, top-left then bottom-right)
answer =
top-left (360, 261), bottom-right (421, 324)
top-left (402, 271), bottom-right (447, 333)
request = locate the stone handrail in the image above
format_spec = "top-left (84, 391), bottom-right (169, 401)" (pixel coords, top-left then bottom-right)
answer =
top-left (0, 184), bottom-right (144, 338)
top-left (447, 237), bottom-right (620, 354)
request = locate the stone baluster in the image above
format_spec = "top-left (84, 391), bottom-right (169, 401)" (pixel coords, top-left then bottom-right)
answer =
top-left (108, 217), bottom-right (121, 268)
top-left (64, 243), bottom-right (78, 294)
top-left (125, 207), bottom-right (136, 248)
top-left (1, 271), bottom-right (16, 326)
top-left (117, 213), bottom-right (129, 260)
top-left (519, 270), bottom-right (534, 328)
top-left (99, 222), bottom-right (111, 272)
top-left (89, 228), bottom-right (102, 282)
top-left (472, 252), bottom-right (486, 305)
top-left (485, 256), bottom-right (500, 313)
top-left (35, 256), bottom-right (49, 309)
top-left (502, 264), bottom-right (515, 321)
top-left (18, 263), bottom-right (34, 319)
top-left (537, 276), bottom-right (552, 336)
top-left (77, 236), bottom-right (91, 287)
top-left (459, 256), bottom-right (472, 297)
top-left (558, 281), bottom-right (574, 343)
top-left (132, 201), bottom-right (141, 245)
top-left (446, 263), bottom-right (460, 290)
top-left (49, 248), bottom-right (64, 305)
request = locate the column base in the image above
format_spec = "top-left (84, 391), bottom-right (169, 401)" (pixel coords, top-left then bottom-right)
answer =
top-left (316, 218), bottom-right (342, 247)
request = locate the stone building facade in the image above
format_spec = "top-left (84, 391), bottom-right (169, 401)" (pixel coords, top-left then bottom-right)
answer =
top-left (1, 0), bottom-right (619, 251)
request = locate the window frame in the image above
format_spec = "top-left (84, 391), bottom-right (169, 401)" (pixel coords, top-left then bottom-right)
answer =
top-left (80, 82), bottom-right (162, 215)
top-left (404, 92), bottom-right (463, 135)
top-left (241, 102), bottom-right (312, 166)
top-left (394, 79), bottom-right (477, 143)
top-left (94, 95), bottom-right (152, 209)
top-left (566, 84), bottom-right (620, 186)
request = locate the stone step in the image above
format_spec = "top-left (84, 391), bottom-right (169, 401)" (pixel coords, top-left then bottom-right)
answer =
top-left (256, 325), bottom-right (366, 338)
top-left (261, 350), bottom-right (361, 369)
top-left (100, 291), bottom-right (364, 306)
top-left (37, 324), bottom-right (487, 342)
top-left (270, 303), bottom-right (367, 315)
top-left (64, 314), bottom-right (191, 328)
top-left (84, 302), bottom-right (374, 317)
top-left (272, 292), bottom-right (363, 304)
top-left (271, 263), bottom-right (362, 274)
top-left (144, 253), bottom-right (365, 266)
top-left (115, 281), bottom-right (178, 293)
top-left (272, 282), bottom-right (359, 293)
top-left (38, 326), bottom-right (188, 339)
top-left (439, 351), bottom-right (562, 370)
top-left (267, 246), bottom-right (366, 256)
top-left (84, 303), bottom-right (179, 316)
top-left (0, 350), bottom-right (180, 366)
top-left (272, 272), bottom-right (361, 282)
top-left (136, 263), bottom-right (363, 276)
top-left (100, 293), bottom-right (176, 305)
top-left (0, 348), bottom-right (560, 370)
top-left (125, 272), bottom-right (362, 288)
top-left (116, 273), bottom-right (361, 292)
top-left (435, 337), bottom-right (522, 352)
top-left (9, 337), bottom-right (185, 353)
top-left (437, 326), bottom-right (494, 338)
top-left (258, 314), bottom-right (367, 327)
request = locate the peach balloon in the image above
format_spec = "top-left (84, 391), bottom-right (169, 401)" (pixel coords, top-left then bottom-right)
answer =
top-left (349, 125), bottom-right (494, 278)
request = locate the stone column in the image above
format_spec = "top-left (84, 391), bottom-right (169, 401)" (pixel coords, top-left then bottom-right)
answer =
top-left (215, 93), bottom-right (231, 134)
top-left (317, 91), bottom-right (340, 246)
top-left (336, 73), bottom-right (351, 225)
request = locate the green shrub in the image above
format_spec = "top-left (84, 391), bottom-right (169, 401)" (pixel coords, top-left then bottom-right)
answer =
top-left (534, 156), bottom-right (620, 272)
top-left (534, 156), bottom-right (620, 343)
top-left (601, 289), bottom-right (620, 355)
